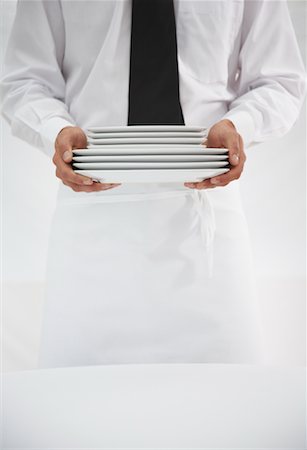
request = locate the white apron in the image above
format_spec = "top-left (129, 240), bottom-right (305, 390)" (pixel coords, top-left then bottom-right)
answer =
top-left (38, 181), bottom-right (266, 368)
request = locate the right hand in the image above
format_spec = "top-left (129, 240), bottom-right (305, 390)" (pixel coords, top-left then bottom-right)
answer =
top-left (52, 126), bottom-right (121, 192)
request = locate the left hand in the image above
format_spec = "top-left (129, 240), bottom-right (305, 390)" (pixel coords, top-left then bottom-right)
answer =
top-left (184, 119), bottom-right (246, 189)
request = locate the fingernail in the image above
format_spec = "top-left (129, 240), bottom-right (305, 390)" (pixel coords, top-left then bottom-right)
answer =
top-left (83, 179), bottom-right (93, 185)
top-left (210, 178), bottom-right (220, 184)
top-left (232, 154), bottom-right (239, 163)
top-left (63, 150), bottom-right (72, 161)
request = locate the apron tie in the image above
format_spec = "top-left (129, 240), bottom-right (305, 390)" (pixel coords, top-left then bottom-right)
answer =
top-left (191, 189), bottom-right (216, 278)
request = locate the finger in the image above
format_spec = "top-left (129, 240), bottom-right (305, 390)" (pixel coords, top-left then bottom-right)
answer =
top-left (184, 182), bottom-right (197, 188)
top-left (209, 162), bottom-right (244, 186)
top-left (210, 135), bottom-right (245, 186)
top-left (230, 152), bottom-right (240, 166)
top-left (84, 181), bottom-right (122, 191)
top-left (62, 180), bottom-right (121, 192)
top-left (54, 154), bottom-right (94, 185)
top-left (92, 181), bottom-right (122, 190)
top-left (184, 180), bottom-right (217, 190)
top-left (56, 131), bottom-right (86, 163)
top-left (55, 134), bottom-right (74, 162)
top-left (53, 128), bottom-right (93, 185)
top-left (62, 149), bottom-right (73, 163)
top-left (225, 134), bottom-right (241, 166)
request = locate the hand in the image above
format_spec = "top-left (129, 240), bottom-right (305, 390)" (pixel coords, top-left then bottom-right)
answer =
top-left (52, 126), bottom-right (121, 192)
top-left (184, 119), bottom-right (246, 190)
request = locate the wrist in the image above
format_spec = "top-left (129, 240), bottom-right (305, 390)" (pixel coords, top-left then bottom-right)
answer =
top-left (40, 118), bottom-right (76, 158)
top-left (220, 119), bottom-right (237, 131)
top-left (220, 111), bottom-right (257, 148)
top-left (58, 125), bottom-right (76, 135)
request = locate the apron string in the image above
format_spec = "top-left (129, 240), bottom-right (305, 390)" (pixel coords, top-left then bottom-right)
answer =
top-left (191, 189), bottom-right (216, 278)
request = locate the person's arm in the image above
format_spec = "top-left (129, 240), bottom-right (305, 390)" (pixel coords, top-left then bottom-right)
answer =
top-left (0, 0), bottom-right (76, 159)
top-left (221, 0), bottom-right (307, 148)
top-left (186, 0), bottom-right (307, 190)
top-left (1, 0), bottom-right (121, 191)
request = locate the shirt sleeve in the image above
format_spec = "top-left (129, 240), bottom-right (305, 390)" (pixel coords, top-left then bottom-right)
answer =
top-left (221, 0), bottom-right (307, 148)
top-left (0, 0), bottom-right (76, 159)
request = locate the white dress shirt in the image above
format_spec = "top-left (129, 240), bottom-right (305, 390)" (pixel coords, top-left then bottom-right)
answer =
top-left (1, 0), bottom-right (306, 159)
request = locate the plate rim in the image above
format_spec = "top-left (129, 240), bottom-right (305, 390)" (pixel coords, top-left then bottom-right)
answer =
top-left (72, 161), bottom-right (229, 169)
top-left (86, 125), bottom-right (207, 133)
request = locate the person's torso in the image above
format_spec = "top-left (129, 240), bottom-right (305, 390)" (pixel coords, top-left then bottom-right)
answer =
top-left (59, 0), bottom-right (245, 129)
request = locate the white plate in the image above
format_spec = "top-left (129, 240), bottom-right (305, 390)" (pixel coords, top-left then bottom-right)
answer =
top-left (87, 137), bottom-right (204, 145)
top-left (87, 131), bottom-right (206, 139)
top-left (74, 168), bottom-right (229, 183)
top-left (73, 147), bottom-right (228, 156)
top-left (73, 154), bottom-right (228, 162)
top-left (72, 161), bottom-right (229, 169)
top-left (87, 125), bottom-right (206, 133)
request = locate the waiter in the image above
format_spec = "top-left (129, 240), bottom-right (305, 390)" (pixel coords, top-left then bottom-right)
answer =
top-left (1, 0), bottom-right (306, 368)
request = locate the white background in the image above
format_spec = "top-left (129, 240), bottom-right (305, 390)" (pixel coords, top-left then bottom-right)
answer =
top-left (1, 0), bottom-right (306, 371)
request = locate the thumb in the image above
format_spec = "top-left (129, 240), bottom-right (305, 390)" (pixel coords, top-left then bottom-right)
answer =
top-left (230, 152), bottom-right (240, 165)
top-left (226, 135), bottom-right (240, 166)
top-left (62, 148), bottom-right (73, 162)
top-left (56, 126), bottom-right (86, 162)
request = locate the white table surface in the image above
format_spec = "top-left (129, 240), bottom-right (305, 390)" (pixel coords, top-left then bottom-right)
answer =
top-left (2, 363), bottom-right (305, 449)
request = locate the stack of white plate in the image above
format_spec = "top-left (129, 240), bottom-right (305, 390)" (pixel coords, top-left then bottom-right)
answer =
top-left (72, 125), bottom-right (230, 183)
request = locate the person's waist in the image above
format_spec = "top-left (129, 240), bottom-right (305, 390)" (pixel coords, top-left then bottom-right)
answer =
top-left (56, 181), bottom-right (193, 204)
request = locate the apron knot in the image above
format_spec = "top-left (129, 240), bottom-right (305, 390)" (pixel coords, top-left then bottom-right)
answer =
top-left (191, 189), bottom-right (216, 278)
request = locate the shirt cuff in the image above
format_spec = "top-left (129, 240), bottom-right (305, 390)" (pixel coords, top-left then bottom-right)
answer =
top-left (40, 117), bottom-right (76, 158)
top-left (221, 110), bottom-right (257, 149)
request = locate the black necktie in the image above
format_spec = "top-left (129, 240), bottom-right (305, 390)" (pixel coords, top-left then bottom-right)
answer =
top-left (127, 0), bottom-right (185, 125)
